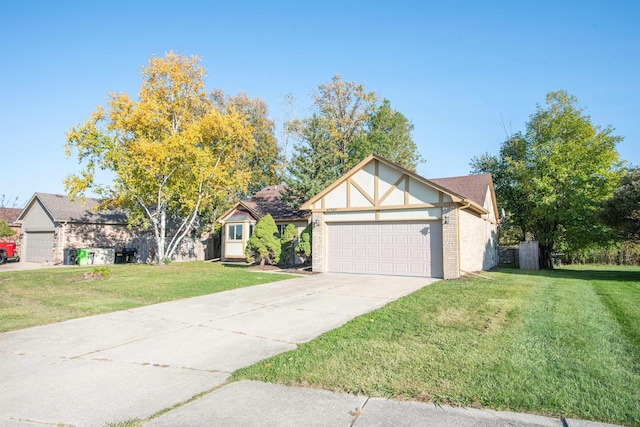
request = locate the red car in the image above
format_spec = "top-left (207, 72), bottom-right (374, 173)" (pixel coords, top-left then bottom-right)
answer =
top-left (0, 242), bottom-right (19, 264)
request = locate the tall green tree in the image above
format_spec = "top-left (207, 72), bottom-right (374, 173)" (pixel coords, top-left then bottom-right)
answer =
top-left (599, 167), bottom-right (640, 242)
top-left (471, 133), bottom-right (532, 243)
top-left (351, 99), bottom-right (422, 170)
top-left (283, 114), bottom-right (343, 206)
top-left (65, 52), bottom-right (256, 264)
top-left (471, 91), bottom-right (623, 269)
top-left (284, 75), bottom-right (423, 206)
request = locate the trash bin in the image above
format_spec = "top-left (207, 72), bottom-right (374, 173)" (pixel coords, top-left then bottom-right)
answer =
top-left (77, 248), bottom-right (89, 266)
top-left (123, 248), bottom-right (137, 263)
top-left (64, 248), bottom-right (78, 265)
top-left (115, 248), bottom-right (137, 264)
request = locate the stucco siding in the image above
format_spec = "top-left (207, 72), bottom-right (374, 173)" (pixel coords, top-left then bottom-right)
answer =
top-left (459, 209), bottom-right (498, 272)
top-left (378, 208), bottom-right (441, 221)
top-left (325, 211), bottom-right (377, 222)
top-left (21, 200), bottom-right (55, 231)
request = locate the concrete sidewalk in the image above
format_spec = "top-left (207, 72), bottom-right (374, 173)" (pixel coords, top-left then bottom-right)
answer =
top-left (147, 380), bottom-right (619, 427)
top-left (0, 273), bottom-right (436, 426)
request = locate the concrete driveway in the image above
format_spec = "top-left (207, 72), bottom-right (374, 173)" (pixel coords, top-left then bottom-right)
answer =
top-left (0, 273), bottom-right (437, 426)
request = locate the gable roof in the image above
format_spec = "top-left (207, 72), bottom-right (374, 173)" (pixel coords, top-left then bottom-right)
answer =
top-left (219, 185), bottom-right (309, 223)
top-left (429, 174), bottom-right (492, 207)
top-left (301, 154), bottom-right (492, 215)
top-left (17, 193), bottom-right (129, 224)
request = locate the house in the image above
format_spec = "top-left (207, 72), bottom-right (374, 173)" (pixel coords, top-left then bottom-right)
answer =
top-left (16, 193), bottom-right (207, 264)
top-left (301, 154), bottom-right (498, 279)
top-left (218, 185), bottom-right (309, 262)
top-left (0, 207), bottom-right (22, 242)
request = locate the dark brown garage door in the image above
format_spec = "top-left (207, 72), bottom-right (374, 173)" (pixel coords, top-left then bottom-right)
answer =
top-left (327, 221), bottom-right (443, 278)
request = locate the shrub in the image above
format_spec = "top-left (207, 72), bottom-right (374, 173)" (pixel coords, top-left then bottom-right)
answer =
top-left (92, 266), bottom-right (112, 278)
top-left (0, 220), bottom-right (15, 238)
top-left (280, 223), bottom-right (298, 265)
top-left (245, 214), bottom-right (281, 266)
top-left (296, 222), bottom-right (312, 263)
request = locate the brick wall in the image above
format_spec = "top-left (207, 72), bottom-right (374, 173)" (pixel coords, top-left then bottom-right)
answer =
top-left (441, 206), bottom-right (460, 279)
top-left (311, 213), bottom-right (324, 273)
top-left (54, 222), bottom-right (205, 264)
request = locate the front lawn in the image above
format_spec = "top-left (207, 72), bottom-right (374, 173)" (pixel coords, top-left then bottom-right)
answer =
top-left (233, 265), bottom-right (640, 426)
top-left (0, 262), bottom-right (291, 332)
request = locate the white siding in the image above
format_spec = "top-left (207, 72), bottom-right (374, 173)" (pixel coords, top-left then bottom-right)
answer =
top-left (378, 208), bottom-right (441, 220)
top-left (325, 182), bottom-right (347, 208)
top-left (350, 183), bottom-right (374, 207)
top-left (380, 179), bottom-right (405, 206)
top-left (351, 166), bottom-right (375, 199)
top-left (225, 241), bottom-right (244, 257)
top-left (377, 163), bottom-right (402, 198)
top-left (408, 178), bottom-right (440, 204)
top-left (325, 211), bottom-right (377, 222)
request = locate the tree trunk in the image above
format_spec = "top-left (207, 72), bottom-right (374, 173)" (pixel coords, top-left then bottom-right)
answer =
top-left (538, 242), bottom-right (554, 270)
top-left (157, 208), bottom-right (166, 265)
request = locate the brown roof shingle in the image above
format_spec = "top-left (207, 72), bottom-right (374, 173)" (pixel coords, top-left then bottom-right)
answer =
top-left (0, 207), bottom-right (22, 224)
top-left (244, 185), bottom-right (308, 221)
top-left (25, 193), bottom-right (129, 224)
top-left (429, 174), bottom-right (492, 207)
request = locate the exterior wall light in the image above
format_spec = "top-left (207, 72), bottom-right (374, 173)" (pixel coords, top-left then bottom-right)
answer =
top-left (443, 215), bottom-right (449, 225)
top-left (313, 218), bottom-right (321, 228)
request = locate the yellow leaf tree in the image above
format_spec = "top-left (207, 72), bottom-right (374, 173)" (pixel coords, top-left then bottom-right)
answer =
top-left (65, 52), bottom-right (256, 263)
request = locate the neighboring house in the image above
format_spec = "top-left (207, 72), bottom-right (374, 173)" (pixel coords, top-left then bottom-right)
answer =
top-left (218, 185), bottom-right (309, 262)
top-left (16, 193), bottom-right (207, 264)
top-left (0, 207), bottom-right (22, 242)
top-left (301, 154), bottom-right (499, 279)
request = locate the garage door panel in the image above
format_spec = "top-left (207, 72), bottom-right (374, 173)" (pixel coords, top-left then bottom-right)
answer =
top-left (395, 249), bottom-right (408, 259)
top-left (380, 249), bottom-right (393, 259)
top-left (380, 263), bottom-right (394, 274)
top-left (367, 263), bottom-right (380, 273)
top-left (327, 221), bottom-right (443, 278)
top-left (25, 232), bottom-right (55, 263)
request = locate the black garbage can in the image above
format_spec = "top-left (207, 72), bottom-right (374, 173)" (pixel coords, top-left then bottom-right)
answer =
top-left (123, 248), bottom-right (137, 263)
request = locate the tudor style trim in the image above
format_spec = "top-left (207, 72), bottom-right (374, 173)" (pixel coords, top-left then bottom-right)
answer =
top-left (301, 154), bottom-right (488, 216)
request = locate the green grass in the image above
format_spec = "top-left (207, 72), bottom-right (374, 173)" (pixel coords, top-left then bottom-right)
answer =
top-left (233, 265), bottom-right (640, 426)
top-left (0, 262), bottom-right (291, 332)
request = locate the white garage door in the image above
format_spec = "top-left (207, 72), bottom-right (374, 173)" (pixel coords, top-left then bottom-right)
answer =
top-left (25, 231), bottom-right (54, 263)
top-left (327, 221), bottom-right (443, 278)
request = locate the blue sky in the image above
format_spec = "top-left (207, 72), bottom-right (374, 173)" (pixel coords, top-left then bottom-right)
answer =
top-left (2, 0), bottom-right (639, 206)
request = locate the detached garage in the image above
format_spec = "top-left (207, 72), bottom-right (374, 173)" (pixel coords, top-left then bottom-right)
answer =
top-left (301, 155), bottom-right (499, 279)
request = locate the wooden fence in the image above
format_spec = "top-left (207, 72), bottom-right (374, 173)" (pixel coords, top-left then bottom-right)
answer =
top-left (519, 241), bottom-right (539, 270)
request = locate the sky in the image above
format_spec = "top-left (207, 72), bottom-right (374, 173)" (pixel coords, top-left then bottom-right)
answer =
top-left (2, 0), bottom-right (639, 207)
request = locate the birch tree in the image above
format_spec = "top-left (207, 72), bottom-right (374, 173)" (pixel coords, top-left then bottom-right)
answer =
top-left (65, 52), bottom-right (256, 263)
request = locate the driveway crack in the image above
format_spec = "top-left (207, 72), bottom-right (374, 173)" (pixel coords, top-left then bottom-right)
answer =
top-left (350, 396), bottom-right (370, 426)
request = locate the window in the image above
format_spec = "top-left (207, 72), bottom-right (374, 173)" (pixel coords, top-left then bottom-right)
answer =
top-left (228, 224), bottom-right (243, 241)
top-left (249, 224), bottom-right (255, 237)
top-left (277, 224), bottom-right (285, 236)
